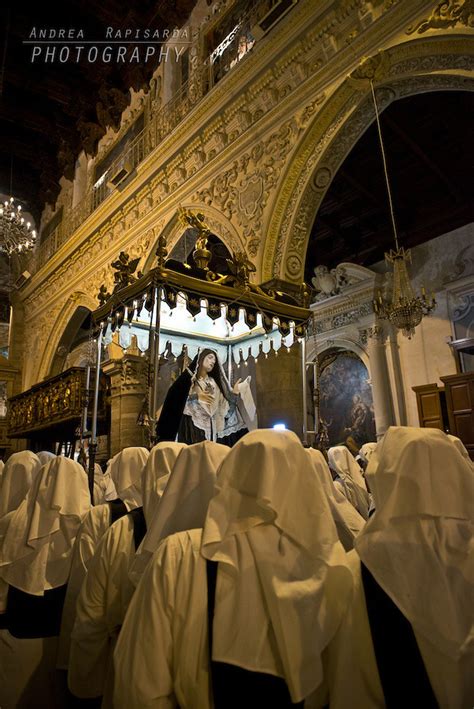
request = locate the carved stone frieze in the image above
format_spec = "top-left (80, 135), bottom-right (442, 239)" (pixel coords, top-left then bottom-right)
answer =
top-left (297, 93), bottom-right (327, 132)
top-left (313, 302), bottom-right (373, 335)
top-left (20, 5), bottom-right (462, 390)
top-left (26, 0), bottom-right (421, 319)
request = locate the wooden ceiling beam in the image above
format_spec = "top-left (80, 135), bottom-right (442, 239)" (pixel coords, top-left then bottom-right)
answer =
top-left (383, 114), bottom-right (462, 203)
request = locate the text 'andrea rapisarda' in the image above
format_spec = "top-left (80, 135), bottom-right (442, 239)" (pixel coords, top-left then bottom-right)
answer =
top-left (26, 27), bottom-right (190, 64)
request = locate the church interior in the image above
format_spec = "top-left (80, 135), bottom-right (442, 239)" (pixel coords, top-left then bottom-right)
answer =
top-left (0, 0), bottom-right (473, 707)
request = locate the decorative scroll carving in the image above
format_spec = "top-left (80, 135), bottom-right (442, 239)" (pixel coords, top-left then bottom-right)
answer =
top-left (195, 119), bottom-right (298, 257)
top-left (407, 0), bottom-right (474, 34)
top-left (274, 67), bottom-right (474, 281)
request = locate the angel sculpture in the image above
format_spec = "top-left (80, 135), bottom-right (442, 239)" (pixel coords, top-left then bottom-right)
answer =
top-left (178, 208), bottom-right (212, 246)
top-left (311, 264), bottom-right (349, 302)
top-left (111, 251), bottom-right (142, 292)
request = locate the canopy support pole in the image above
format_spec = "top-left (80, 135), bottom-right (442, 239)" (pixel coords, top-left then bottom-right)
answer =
top-left (149, 285), bottom-right (163, 445)
top-left (88, 326), bottom-right (103, 503)
top-left (301, 335), bottom-right (308, 445)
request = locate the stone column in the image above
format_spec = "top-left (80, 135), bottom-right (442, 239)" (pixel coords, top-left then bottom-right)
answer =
top-left (366, 325), bottom-right (395, 439)
top-left (103, 354), bottom-right (148, 456)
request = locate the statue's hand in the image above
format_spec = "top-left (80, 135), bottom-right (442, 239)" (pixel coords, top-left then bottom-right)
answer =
top-left (232, 378), bottom-right (243, 394)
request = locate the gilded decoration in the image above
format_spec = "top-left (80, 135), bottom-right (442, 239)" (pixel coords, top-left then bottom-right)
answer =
top-left (407, 0), bottom-right (474, 33)
top-left (24, 0), bottom-right (421, 307)
top-left (265, 40), bottom-right (474, 282)
top-left (8, 367), bottom-right (106, 438)
top-left (19, 3), bottom-right (464, 388)
top-left (195, 119), bottom-right (298, 256)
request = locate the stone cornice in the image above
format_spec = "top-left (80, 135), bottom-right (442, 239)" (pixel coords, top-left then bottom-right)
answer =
top-left (311, 283), bottom-right (377, 320)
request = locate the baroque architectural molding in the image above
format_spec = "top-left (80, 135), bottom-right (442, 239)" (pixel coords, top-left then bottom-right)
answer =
top-left (263, 36), bottom-right (474, 282)
top-left (26, 0), bottom-right (424, 298)
top-left (19, 2), bottom-right (463, 390)
top-left (193, 120), bottom-right (299, 256)
top-left (407, 0), bottom-right (474, 34)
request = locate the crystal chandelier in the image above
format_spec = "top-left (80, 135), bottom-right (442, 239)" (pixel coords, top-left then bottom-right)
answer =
top-left (374, 247), bottom-right (436, 338)
top-left (0, 196), bottom-right (37, 255)
top-left (370, 81), bottom-right (436, 339)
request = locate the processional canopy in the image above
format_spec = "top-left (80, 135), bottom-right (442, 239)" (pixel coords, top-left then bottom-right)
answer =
top-left (92, 209), bottom-right (311, 340)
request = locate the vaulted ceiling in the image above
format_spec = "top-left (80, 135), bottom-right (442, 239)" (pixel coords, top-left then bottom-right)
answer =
top-left (304, 90), bottom-right (474, 279)
top-left (0, 1), bottom-right (197, 223)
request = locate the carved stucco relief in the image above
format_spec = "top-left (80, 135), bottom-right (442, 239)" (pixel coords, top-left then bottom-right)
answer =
top-left (193, 119), bottom-right (299, 258)
top-left (262, 37), bottom-right (474, 284)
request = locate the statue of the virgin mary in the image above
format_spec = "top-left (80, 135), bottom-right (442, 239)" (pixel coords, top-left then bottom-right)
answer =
top-left (156, 348), bottom-right (253, 446)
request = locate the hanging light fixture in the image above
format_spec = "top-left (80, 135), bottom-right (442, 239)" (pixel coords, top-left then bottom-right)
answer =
top-left (370, 81), bottom-right (436, 338)
top-left (0, 196), bottom-right (37, 255)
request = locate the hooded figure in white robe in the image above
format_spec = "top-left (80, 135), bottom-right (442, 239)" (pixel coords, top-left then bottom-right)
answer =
top-left (358, 441), bottom-right (377, 468)
top-left (323, 426), bottom-right (474, 709)
top-left (306, 448), bottom-right (365, 551)
top-left (69, 441), bottom-right (226, 705)
top-left (327, 445), bottom-right (371, 519)
top-left (0, 457), bottom-right (90, 709)
top-left (36, 450), bottom-right (56, 466)
top-left (448, 434), bottom-right (473, 466)
top-left (93, 463), bottom-right (117, 506)
top-left (0, 451), bottom-right (42, 522)
top-left (114, 429), bottom-right (353, 709)
top-left (57, 446), bottom-right (148, 670)
top-left (0, 451), bottom-right (42, 616)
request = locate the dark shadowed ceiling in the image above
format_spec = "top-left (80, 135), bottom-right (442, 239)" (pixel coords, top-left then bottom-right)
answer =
top-left (304, 90), bottom-right (474, 280)
top-left (0, 1), bottom-right (197, 222)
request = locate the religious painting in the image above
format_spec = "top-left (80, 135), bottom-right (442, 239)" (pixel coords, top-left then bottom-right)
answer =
top-left (318, 350), bottom-right (376, 454)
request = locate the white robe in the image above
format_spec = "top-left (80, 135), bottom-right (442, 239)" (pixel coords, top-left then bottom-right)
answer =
top-left (58, 446), bottom-right (146, 669)
top-left (69, 514), bottom-right (136, 703)
top-left (0, 458), bottom-right (90, 709)
top-left (114, 529), bottom-right (333, 709)
top-left (323, 551), bottom-right (474, 709)
top-left (114, 529), bottom-right (214, 709)
top-left (115, 430), bottom-right (353, 709)
top-left (70, 441), bottom-right (224, 703)
top-left (57, 503), bottom-right (112, 669)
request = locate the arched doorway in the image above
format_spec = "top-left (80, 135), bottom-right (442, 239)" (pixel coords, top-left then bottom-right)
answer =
top-left (48, 306), bottom-right (92, 377)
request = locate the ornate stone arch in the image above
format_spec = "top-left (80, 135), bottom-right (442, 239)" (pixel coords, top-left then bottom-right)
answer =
top-left (141, 204), bottom-right (245, 273)
top-left (307, 336), bottom-right (369, 372)
top-left (37, 291), bottom-right (96, 381)
top-left (262, 35), bottom-right (474, 283)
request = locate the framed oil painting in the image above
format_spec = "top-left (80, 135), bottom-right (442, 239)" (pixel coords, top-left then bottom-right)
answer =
top-left (318, 350), bottom-right (376, 454)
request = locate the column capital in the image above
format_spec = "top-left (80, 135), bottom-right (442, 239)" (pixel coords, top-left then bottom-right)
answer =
top-left (366, 324), bottom-right (386, 343)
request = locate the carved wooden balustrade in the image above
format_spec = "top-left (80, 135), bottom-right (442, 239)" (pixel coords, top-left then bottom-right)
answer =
top-left (8, 366), bottom-right (107, 439)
